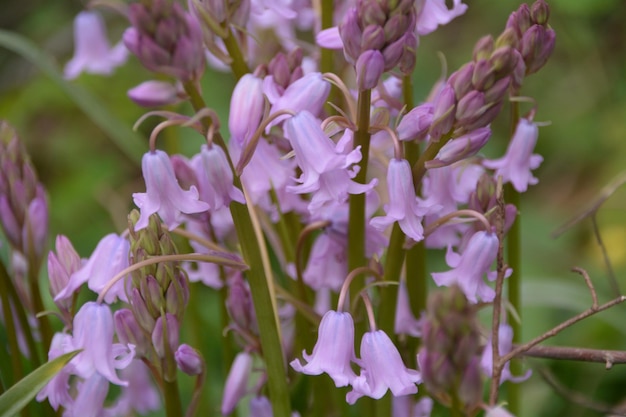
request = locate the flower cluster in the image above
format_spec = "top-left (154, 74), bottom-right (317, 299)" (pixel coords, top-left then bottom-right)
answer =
top-left (0, 0), bottom-right (560, 416)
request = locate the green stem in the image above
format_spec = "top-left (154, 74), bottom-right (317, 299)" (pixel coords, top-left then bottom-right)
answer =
top-left (506, 102), bottom-right (522, 416)
top-left (182, 81), bottom-right (291, 417)
top-left (27, 264), bottom-right (52, 351)
top-left (163, 378), bottom-right (183, 417)
top-left (320, 0), bottom-right (334, 75)
top-left (378, 224), bottom-right (405, 336)
top-left (347, 89), bottom-right (372, 277)
top-left (221, 27), bottom-right (249, 80)
top-left (0, 271), bottom-right (24, 388)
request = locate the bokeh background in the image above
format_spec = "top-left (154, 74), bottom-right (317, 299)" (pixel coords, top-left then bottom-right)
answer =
top-left (1, 0), bottom-right (626, 415)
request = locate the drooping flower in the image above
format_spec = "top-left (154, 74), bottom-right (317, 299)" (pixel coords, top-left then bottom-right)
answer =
top-left (127, 80), bottom-right (180, 107)
top-left (64, 11), bottom-right (128, 79)
top-left (483, 118), bottom-right (542, 192)
top-left (370, 158), bottom-right (430, 242)
top-left (290, 310), bottom-right (357, 387)
top-left (192, 144), bottom-right (245, 211)
top-left (54, 233), bottom-right (130, 304)
top-left (133, 150), bottom-right (210, 231)
top-left (431, 231), bottom-right (502, 303)
top-left (69, 302), bottom-right (135, 386)
top-left (347, 330), bottom-right (421, 404)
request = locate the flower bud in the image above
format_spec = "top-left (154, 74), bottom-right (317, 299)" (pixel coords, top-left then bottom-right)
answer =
top-left (473, 35), bottom-right (494, 61)
top-left (165, 271), bottom-right (190, 319)
top-left (338, 8), bottom-right (362, 63)
top-left (152, 313), bottom-right (180, 359)
top-left (506, 3), bottom-right (531, 39)
top-left (397, 103), bottom-right (433, 142)
top-left (520, 25), bottom-right (556, 75)
top-left (361, 25), bottom-right (386, 51)
top-left (455, 91), bottom-right (487, 126)
top-left (471, 59), bottom-right (495, 91)
top-left (425, 128), bottom-right (491, 169)
top-left (229, 73), bottom-right (263, 145)
top-left (131, 288), bottom-right (156, 333)
top-left (530, 0), bottom-right (550, 25)
top-left (175, 344), bottom-right (204, 375)
top-left (226, 273), bottom-right (255, 332)
top-left (428, 84), bottom-right (457, 141)
top-left (448, 63), bottom-right (475, 100)
top-left (356, 50), bottom-right (384, 91)
top-left (221, 352), bottom-right (253, 415)
top-left (115, 308), bottom-right (150, 356)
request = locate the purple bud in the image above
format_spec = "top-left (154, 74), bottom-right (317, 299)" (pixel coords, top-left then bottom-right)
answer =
top-left (339, 8), bottom-right (362, 63)
top-left (131, 288), bottom-right (156, 332)
top-left (360, 0), bottom-right (387, 26)
top-left (429, 84), bottom-right (457, 141)
top-left (229, 74), bottom-right (264, 146)
top-left (506, 3), bottom-right (531, 39)
top-left (0, 195), bottom-right (21, 250)
top-left (361, 25), bottom-right (386, 51)
top-left (473, 35), bottom-right (494, 61)
top-left (398, 32), bottom-right (418, 75)
top-left (165, 272), bottom-right (189, 318)
top-left (448, 63), bottom-right (475, 100)
top-left (356, 50), bottom-right (384, 91)
top-left (471, 59), bottom-right (495, 91)
top-left (458, 357), bottom-right (483, 410)
top-left (383, 13), bottom-right (409, 43)
top-left (496, 27), bottom-right (519, 50)
top-left (152, 313), bottom-right (180, 358)
top-left (520, 25), bottom-right (555, 75)
top-left (175, 344), bottom-right (204, 375)
top-left (397, 103), bottom-right (434, 142)
top-left (23, 195), bottom-right (48, 259)
top-left (128, 80), bottom-right (180, 107)
top-left (381, 34), bottom-right (406, 71)
top-left (226, 273), bottom-right (255, 331)
top-left (455, 91), bottom-right (486, 125)
top-left (426, 127), bottom-right (491, 168)
top-left (268, 53), bottom-right (291, 89)
top-left (490, 46), bottom-right (518, 74)
top-left (483, 76), bottom-right (511, 103)
top-left (114, 308), bottom-right (150, 356)
top-left (221, 352), bottom-right (253, 415)
top-left (530, 0), bottom-right (550, 25)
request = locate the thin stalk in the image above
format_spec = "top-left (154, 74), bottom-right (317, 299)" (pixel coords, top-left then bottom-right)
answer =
top-left (377, 224), bottom-right (405, 336)
top-left (506, 101), bottom-right (522, 415)
top-left (320, 0), bottom-right (334, 75)
top-left (0, 274), bottom-right (24, 396)
top-left (182, 81), bottom-right (291, 417)
top-left (221, 27), bottom-right (249, 80)
top-left (27, 265), bottom-right (53, 350)
top-left (163, 378), bottom-right (183, 417)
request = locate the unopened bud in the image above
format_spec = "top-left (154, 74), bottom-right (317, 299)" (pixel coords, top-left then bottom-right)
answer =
top-left (152, 313), bottom-right (180, 358)
top-left (361, 25), bottom-right (386, 51)
top-left (131, 288), bottom-right (156, 332)
top-left (530, 0), bottom-right (550, 25)
top-left (115, 308), bottom-right (150, 356)
top-left (473, 35), bottom-right (494, 61)
top-left (356, 50), bottom-right (384, 91)
top-left (221, 352), bottom-right (253, 415)
top-left (448, 63), bottom-right (475, 100)
top-left (520, 25), bottom-right (555, 75)
top-left (506, 3), bottom-right (531, 39)
top-left (128, 80), bottom-right (180, 107)
top-left (471, 59), bottom-right (495, 91)
top-left (428, 84), bottom-right (457, 141)
top-left (425, 128), bottom-right (491, 168)
top-left (175, 343), bottom-right (204, 375)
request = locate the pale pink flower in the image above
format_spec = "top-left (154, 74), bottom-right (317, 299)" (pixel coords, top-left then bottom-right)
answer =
top-left (416, 0), bottom-right (468, 36)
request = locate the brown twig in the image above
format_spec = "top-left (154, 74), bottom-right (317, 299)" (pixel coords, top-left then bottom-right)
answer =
top-left (521, 345), bottom-right (626, 369)
top-left (488, 177), bottom-right (507, 405)
top-left (571, 267), bottom-right (598, 310)
top-left (500, 295), bottom-right (626, 365)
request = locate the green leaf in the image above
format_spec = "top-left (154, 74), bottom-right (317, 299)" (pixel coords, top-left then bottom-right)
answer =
top-left (0, 29), bottom-right (145, 164)
top-left (0, 350), bottom-right (80, 417)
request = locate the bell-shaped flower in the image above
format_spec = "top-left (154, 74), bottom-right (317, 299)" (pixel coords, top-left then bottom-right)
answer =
top-left (64, 11), bottom-right (127, 79)
top-left (133, 150), bottom-right (210, 231)
top-left (347, 330), bottom-right (421, 404)
top-left (416, 0), bottom-right (468, 36)
top-left (192, 145), bottom-right (245, 211)
top-left (431, 231), bottom-right (503, 303)
top-left (55, 233), bottom-right (130, 304)
top-left (480, 324), bottom-right (531, 384)
top-left (37, 333), bottom-right (74, 410)
top-left (285, 112), bottom-right (375, 214)
top-left (267, 73), bottom-right (330, 128)
top-left (69, 302), bottom-right (135, 386)
top-left (290, 310), bottom-right (357, 387)
top-left (370, 158), bottom-right (430, 242)
top-left (483, 118), bottom-right (543, 192)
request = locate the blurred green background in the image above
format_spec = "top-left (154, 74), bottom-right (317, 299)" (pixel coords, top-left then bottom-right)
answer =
top-left (1, 0), bottom-right (626, 416)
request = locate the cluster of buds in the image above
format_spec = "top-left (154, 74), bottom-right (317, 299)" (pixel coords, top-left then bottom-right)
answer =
top-left (124, 0), bottom-right (205, 81)
top-left (340, 0), bottom-right (417, 89)
top-left (428, 0), bottom-right (554, 144)
top-left (419, 285), bottom-right (483, 413)
top-left (122, 210), bottom-right (201, 379)
top-left (0, 122), bottom-right (48, 263)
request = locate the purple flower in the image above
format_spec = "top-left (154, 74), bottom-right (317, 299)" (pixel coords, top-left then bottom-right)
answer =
top-left (69, 302), bottom-right (135, 386)
top-left (370, 158), bottom-right (429, 242)
top-left (229, 74), bottom-right (264, 146)
top-left (267, 73), bottom-right (330, 128)
top-left (133, 150), bottom-right (210, 231)
top-left (483, 118), bottom-right (542, 192)
top-left (431, 231), bottom-right (501, 303)
top-left (221, 352), bottom-right (253, 415)
top-left (356, 50), bottom-right (384, 91)
top-left (480, 324), bottom-right (531, 384)
top-left (54, 233), bottom-right (130, 304)
top-left (284, 111), bottom-right (375, 213)
top-left (290, 310), bottom-right (357, 387)
top-left (416, 0), bottom-right (468, 36)
top-left (347, 330), bottom-right (421, 404)
top-left (64, 11), bottom-right (127, 79)
top-left (175, 344), bottom-right (204, 376)
top-left (37, 333), bottom-right (74, 410)
top-left (192, 145), bottom-right (245, 211)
